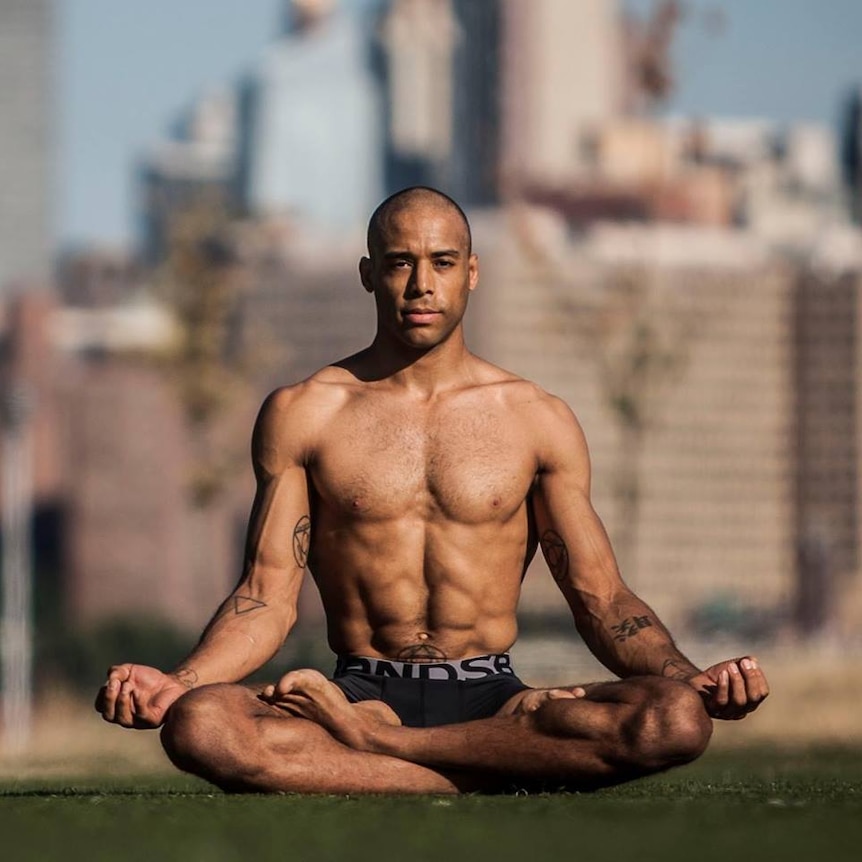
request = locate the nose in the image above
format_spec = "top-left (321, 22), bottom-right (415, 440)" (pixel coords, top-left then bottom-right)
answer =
top-left (406, 260), bottom-right (433, 297)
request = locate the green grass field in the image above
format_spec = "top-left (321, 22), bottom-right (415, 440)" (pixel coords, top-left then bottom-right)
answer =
top-left (2, 747), bottom-right (860, 862)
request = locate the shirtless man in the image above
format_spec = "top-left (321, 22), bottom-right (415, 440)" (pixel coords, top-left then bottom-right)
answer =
top-left (96, 187), bottom-right (768, 794)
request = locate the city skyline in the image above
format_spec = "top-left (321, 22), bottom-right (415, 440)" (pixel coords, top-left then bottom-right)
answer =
top-left (59, 0), bottom-right (862, 247)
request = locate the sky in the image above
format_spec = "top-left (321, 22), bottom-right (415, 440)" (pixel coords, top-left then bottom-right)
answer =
top-left (58, 0), bottom-right (862, 248)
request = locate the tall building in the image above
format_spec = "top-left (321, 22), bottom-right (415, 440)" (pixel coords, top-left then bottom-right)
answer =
top-left (469, 212), bottom-right (796, 632)
top-left (450, 0), bottom-right (502, 205)
top-left (0, 0), bottom-right (53, 291)
top-left (379, 0), bottom-right (459, 192)
top-left (500, 0), bottom-right (624, 194)
top-left (378, 0), bottom-right (501, 205)
top-left (242, 0), bottom-right (384, 231)
top-left (138, 88), bottom-right (238, 264)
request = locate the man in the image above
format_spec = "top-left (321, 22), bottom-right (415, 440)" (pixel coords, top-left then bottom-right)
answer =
top-left (96, 187), bottom-right (768, 794)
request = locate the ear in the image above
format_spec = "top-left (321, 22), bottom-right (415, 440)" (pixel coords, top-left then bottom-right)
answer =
top-left (359, 256), bottom-right (374, 293)
top-left (467, 253), bottom-right (479, 292)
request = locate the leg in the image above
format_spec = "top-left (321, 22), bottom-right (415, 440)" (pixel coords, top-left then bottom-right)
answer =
top-left (160, 683), bottom-right (471, 794)
top-left (278, 671), bottom-right (713, 791)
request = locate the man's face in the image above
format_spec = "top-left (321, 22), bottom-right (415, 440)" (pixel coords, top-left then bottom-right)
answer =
top-left (360, 203), bottom-right (478, 352)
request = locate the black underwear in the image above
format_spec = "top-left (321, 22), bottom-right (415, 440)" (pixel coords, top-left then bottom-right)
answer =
top-left (331, 654), bottom-right (530, 728)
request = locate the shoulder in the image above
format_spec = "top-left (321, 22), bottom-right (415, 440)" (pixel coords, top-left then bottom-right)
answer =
top-left (484, 372), bottom-right (589, 472)
top-left (253, 364), bottom-right (361, 471)
top-left (477, 364), bottom-right (579, 427)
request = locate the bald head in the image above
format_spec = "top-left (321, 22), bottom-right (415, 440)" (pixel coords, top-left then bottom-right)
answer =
top-left (366, 187), bottom-right (472, 259)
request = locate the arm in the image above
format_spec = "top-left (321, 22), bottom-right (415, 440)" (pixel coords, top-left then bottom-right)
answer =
top-left (97, 387), bottom-right (314, 728)
top-left (532, 395), bottom-right (768, 718)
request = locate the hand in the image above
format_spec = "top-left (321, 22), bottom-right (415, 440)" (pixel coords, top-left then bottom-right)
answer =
top-left (94, 664), bottom-right (190, 729)
top-left (686, 656), bottom-right (769, 720)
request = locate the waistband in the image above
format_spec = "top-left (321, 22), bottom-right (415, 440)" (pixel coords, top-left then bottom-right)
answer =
top-left (334, 653), bottom-right (516, 681)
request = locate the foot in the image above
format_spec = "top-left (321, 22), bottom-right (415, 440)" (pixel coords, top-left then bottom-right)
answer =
top-left (261, 669), bottom-right (400, 749)
top-left (497, 685), bottom-right (586, 717)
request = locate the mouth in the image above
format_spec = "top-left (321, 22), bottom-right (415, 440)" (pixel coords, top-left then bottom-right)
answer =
top-left (402, 309), bottom-right (441, 325)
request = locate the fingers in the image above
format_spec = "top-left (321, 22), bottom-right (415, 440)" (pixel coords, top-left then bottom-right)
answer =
top-left (739, 656), bottom-right (769, 703)
top-left (711, 667), bottom-right (729, 705)
top-left (95, 664), bottom-right (133, 723)
top-left (707, 656), bottom-right (769, 720)
top-left (114, 679), bottom-right (136, 727)
top-left (727, 662), bottom-right (747, 708)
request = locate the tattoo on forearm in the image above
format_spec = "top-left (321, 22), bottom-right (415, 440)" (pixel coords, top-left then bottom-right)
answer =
top-left (292, 515), bottom-right (311, 568)
top-left (396, 644), bottom-right (448, 663)
top-left (222, 595), bottom-right (268, 616)
top-left (540, 530), bottom-right (569, 583)
top-left (610, 615), bottom-right (653, 642)
top-left (174, 667), bottom-right (199, 689)
top-left (661, 659), bottom-right (695, 681)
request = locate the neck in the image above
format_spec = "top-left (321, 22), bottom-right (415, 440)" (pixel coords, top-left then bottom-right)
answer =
top-left (361, 329), bottom-right (475, 396)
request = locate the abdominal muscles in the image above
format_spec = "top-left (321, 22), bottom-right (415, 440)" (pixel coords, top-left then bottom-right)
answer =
top-left (310, 508), bottom-right (529, 660)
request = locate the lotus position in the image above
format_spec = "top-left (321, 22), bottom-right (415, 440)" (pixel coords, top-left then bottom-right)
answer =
top-left (96, 187), bottom-right (768, 794)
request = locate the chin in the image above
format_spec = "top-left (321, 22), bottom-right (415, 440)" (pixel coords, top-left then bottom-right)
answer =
top-left (400, 333), bottom-right (442, 351)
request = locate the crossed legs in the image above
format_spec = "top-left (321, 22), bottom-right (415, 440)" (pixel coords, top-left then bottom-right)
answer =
top-left (160, 673), bottom-right (712, 795)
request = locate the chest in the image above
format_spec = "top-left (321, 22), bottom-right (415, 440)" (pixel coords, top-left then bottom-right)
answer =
top-left (312, 397), bottom-right (536, 522)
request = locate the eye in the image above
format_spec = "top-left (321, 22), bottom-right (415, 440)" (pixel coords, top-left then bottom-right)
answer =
top-left (434, 259), bottom-right (454, 268)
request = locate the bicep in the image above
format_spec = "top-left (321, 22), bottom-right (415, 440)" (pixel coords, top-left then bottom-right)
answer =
top-left (534, 472), bottom-right (622, 604)
top-left (532, 401), bottom-right (623, 605)
top-left (244, 464), bottom-right (311, 576)
top-left (238, 390), bottom-right (314, 606)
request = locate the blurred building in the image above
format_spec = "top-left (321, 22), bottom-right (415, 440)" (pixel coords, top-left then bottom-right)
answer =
top-left (235, 219), bottom-right (375, 391)
top-left (19, 0), bottom-right (860, 645)
top-left (0, 0), bottom-right (53, 292)
top-left (380, 0), bottom-right (503, 205)
top-left (469, 207), bottom-right (862, 639)
top-left (139, 0), bottom-right (384, 262)
top-left (0, 216), bottom-right (378, 633)
top-left (139, 89), bottom-right (239, 264)
top-left (379, 0), bottom-right (459, 192)
top-left (241, 0), bottom-right (384, 232)
top-left (56, 247), bottom-right (145, 308)
top-left (500, 0), bottom-right (624, 195)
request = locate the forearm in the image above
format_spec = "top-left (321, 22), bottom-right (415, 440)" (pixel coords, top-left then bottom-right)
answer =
top-left (573, 588), bottom-right (700, 680)
top-left (170, 591), bottom-right (296, 689)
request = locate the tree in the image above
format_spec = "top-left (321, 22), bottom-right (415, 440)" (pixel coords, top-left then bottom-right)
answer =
top-left (155, 201), bottom-right (252, 508)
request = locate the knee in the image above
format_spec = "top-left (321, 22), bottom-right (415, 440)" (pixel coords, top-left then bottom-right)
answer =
top-left (160, 684), bottom-right (264, 790)
top-left (627, 679), bottom-right (712, 770)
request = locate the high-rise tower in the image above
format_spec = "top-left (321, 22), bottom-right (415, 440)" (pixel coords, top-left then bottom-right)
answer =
top-left (0, 0), bottom-right (53, 291)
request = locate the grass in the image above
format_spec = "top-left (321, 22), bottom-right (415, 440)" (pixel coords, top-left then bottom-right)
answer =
top-left (2, 747), bottom-right (861, 862)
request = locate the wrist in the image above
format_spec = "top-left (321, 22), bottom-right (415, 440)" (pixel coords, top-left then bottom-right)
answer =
top-left (660, 658), bottom-right (701, 682)
top-left (169, 667), bottom-right (200, 690)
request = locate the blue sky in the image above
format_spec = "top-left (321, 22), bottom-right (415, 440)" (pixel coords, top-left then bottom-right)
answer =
top-left (58, 0), bottom-right (862, 248)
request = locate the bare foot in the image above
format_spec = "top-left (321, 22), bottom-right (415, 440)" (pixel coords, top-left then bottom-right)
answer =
top-left (497, 685), bottom-right (586, 717)
top-left (353, 699), bottom-right (402, 727)
top-left (261, 669), bottom-right (399, 749)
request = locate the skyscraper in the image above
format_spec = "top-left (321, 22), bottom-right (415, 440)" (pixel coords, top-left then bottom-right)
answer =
top-left (242, 0), bottom-right (384, 232)
top-left (379, 0), bottom-right (501, 206)
top-left (0, 0), bottom-right (53, 291)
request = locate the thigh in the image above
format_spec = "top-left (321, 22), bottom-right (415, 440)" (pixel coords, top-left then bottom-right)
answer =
top-left (163, 682), bottom-right (482, 795)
